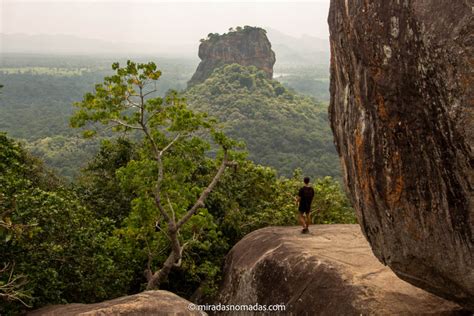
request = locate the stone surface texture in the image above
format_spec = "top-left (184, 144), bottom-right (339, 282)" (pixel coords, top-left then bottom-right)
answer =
top-left (28, 290), bottom-right (205, 316)
top-left (218, 225), bottom-right (466, 315)
top-left (328, 0), bottom-right (473, 309)
top-left (188, 27), bottom-right (276, 86)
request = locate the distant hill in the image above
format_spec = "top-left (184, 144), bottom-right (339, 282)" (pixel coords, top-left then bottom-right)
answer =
top-left (0, 33), bottom-right (197, 58)
top-left (266, 28), bottom-right (329, 53)
top-left (0, 29), bottom-right (329, 65)
top-left (265, 28), bottom-right (330, 66)
top-left (185, 64), bottom-right (340, 179)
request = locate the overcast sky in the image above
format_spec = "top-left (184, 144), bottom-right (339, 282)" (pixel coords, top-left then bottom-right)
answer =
top-left (1, 0), bottom-right (331, 46)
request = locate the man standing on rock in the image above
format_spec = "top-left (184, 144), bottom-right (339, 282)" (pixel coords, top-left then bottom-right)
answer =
top-left (296, 177), bottom-right (315, 234)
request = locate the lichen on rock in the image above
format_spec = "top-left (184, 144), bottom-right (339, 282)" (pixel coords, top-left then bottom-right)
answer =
top-left (328, 0), bottom-right (473, 309)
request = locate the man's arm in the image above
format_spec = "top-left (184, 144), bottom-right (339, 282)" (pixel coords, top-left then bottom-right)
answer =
top-left (295, 188), bottom-right (302, 205)
top-left (295, 196), bottom-right (301, 205)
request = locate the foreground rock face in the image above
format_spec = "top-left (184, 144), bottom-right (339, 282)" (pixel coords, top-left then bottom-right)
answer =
top-left (188, 27), bottom-right (276, 86)
top-left (218, 225), bottom-right (465, 315)
top-left (29, 290), bottom-right (205, 316)
top-left (328, 0), bottom-right (473, 309)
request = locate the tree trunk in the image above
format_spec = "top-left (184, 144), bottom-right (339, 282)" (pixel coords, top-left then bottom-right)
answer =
top-left (146, 229), bottom-right (182, 290)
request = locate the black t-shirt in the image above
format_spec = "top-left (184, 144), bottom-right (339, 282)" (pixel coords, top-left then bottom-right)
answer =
top-left (298, 186), bottom-right (315, 212)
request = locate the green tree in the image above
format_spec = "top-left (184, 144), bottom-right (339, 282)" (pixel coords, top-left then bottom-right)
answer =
top-left (311, 177), bottom-right (357, 224)
top-left (0, 82), bottom-right (31, 308)
top-left (71, 60), bottom-right (237, 290)
top-left (0, 135), bottom-right (32, 308)
top-left (76, 138), bottom-right (136, 225)
top-left (207, 161), bottom-right (299, 244)
top-left (0, 134), bottom-right (130, 314)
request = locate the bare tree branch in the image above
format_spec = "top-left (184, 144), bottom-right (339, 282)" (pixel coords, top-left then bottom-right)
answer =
top-left (144, 109), bottom-right (162, 126)
top-left (176, 150), bottom-right (230, 230)
top-left (154, 220), bottom-right (171, 241)
top-left (110, 119), bottom-right (142, 130)
top-left (173, 233), bottom-right (197, 268)
top-left (167, 195), bottom-right (176, 224)
top-left (0, 263), bottom-right (31, 307)
top-left (0, 209), bottom-right (13, 219)
top-left (143, 89), bottom-right (158, 97)
top-left (135, 85), bottom-right (172, 224)
top-left (125, 95), bottom-right (141, 108)
top-left (159, 134), bottom-right (181, 158)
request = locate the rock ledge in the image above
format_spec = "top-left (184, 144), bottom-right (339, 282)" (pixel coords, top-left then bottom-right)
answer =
top-left (29, 290), bottom-right (205, 316)
top-left (218, 225), bottom-right (466, 315)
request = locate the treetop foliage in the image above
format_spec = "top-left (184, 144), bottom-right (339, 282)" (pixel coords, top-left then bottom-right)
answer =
top-left (201, 26), bottom-right (266, 43)
top-left (0, 134), bottom-right (131, 314)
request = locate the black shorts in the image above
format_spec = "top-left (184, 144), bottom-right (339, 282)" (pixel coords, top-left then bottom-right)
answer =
top-left (299, 208), bottom-right (311, 215)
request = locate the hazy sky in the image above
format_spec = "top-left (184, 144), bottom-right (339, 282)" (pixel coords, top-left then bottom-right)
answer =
top-left (1, 0), bottom-right (331, 46)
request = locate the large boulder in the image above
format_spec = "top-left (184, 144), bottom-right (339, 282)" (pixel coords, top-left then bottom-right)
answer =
top-left (28, 290), bottom-right (205, 316)
top-left (218, 225), bottom-right (465, 315)
top-left (188, 26), bottom-right (276, 87)
top-left (328, 0), bottom-right (473, 309)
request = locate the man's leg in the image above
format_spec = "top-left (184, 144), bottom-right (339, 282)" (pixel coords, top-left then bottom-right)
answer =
top-left (305, 212), bottom-right (312, 229)
top-left (298, 212), bottom-right (306, 229)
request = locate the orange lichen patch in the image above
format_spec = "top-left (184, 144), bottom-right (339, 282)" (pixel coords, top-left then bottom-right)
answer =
top-left (459, 72), bottom-right (473, 107)
top-left (354, 130), bottom-right (364, 175)
top-left (405, 213), bottom-right (423, 241)
top-left (375, 93), bottom-right (389, 121)
top-left (365, 169), bottom-right (377, 210)
top-left (376, 92), bottom-right (398, 131)
top-left (363, 0), bottom-right (369, 11)
top-left (355, 128), bottom-right (364, 152)
top-left (386, 175), bottom-right (404, 208)
top-left (352, 78), bottom-right (366, 111)
top-left (355, 93), bottom-right (364, 110)
top-left (371, 67), bottom-right (385, 85)
top-left (354, 127), bottom-right (375, 208)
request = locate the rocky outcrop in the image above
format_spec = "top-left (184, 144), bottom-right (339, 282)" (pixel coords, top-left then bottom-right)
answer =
top-left (188, 27), bottom-right (276, 87)
top-left (29, 290), bottom-right (205, 316)
top-left (218, 225), bottom-right (465, 315)
top-left (328, 0), bottom-right (473, 309)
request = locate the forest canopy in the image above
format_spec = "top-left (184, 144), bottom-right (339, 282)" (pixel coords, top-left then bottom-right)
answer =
top-left (0, 61), bottom-right (355, 314)
top-left (185, 63), bottom-right (340, 179)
